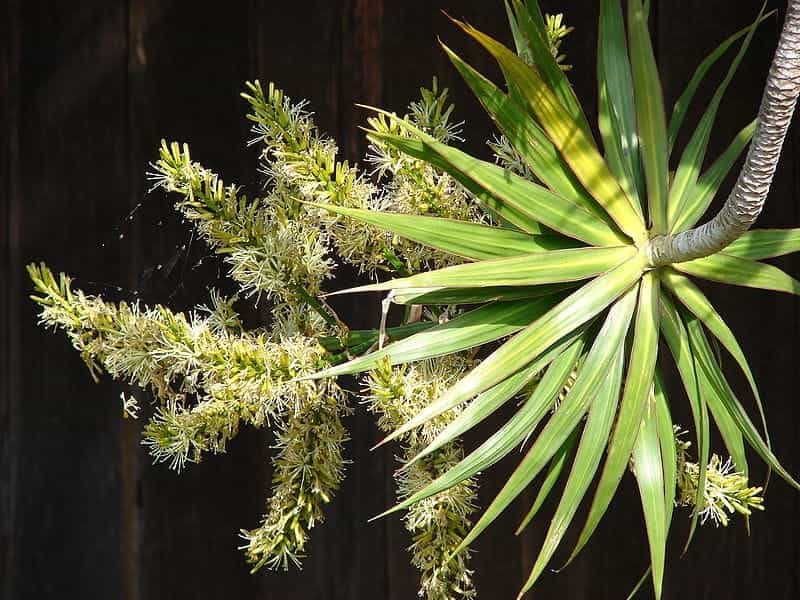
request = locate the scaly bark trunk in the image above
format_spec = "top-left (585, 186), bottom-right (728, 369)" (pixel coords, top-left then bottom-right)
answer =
top-left (648, 0), bottom-right (800, 266)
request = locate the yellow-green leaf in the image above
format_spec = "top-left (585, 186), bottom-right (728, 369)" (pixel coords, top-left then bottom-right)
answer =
top-left (519, 348), bottom-right (624, 595)
top-left (379, 254), bottom-right (646, 446)
top-left (367, 128), bottom-right (625, 246)
top-left (671, 118), bottom-right (756, 233)
top-left (309, 297), bottom-right (562, 378)
top-left (335, 246), bottom-right (636, 294)
top-left (408, 330), bottom-right (585, 468)
top-left (668, 5), bottom-right (765, 228)
top-left (598, 0), bottom-right (644, 213)
top-left (661, 268), bottom-right (769, 457)
top-left (515, 427), bottom-right (580, 533)
top-left (308, 202), bottom-right (569, 260)
top-left (449, 286), bottom-right (638, 561)
top-left (659, 292), bottom-right (710, 550)
top-left (724, 228), bottom-right (800, 260)
top-left (632, 395), bottom-right (667, 600)
top-left (674, 253), bottom-right (800, 295)
top-left (443, 43), bottom-right (604, 220)
top-left (508, 0), bottom-right (594, 139)
top-left (568, 271), bottom-right (660, 563)
top-left (667, 10), bottom-right (774, 152)
top-left (628, 0), bottom-right (669, 233)
top-left (455, 21), bottom-right (646, 242)
top-left (391, 283), bottom-right (577, 306)
top-left (380, 334), bottom-right (587, 517)
top-left (683, 313), bottom-right (799, 489)
top-left (654, 371), bottom-right (677, 530)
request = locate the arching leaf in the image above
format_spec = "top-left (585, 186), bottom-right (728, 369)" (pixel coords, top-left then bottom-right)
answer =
top-left (335, 246), bottom-right (635, 294)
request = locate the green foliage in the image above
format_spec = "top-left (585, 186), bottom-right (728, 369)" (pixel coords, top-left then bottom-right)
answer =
top-left (28, 2), bottom-right (800, 599)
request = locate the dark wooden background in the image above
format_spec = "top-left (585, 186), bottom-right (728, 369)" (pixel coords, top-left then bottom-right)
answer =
top-left (2, 1), bottom-right (799, 598)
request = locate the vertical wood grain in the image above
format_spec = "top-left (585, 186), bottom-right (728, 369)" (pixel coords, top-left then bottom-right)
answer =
top-left (10, 2), bottom-right (129, 597)
top-left (0, 0), bottom-right (21, 597)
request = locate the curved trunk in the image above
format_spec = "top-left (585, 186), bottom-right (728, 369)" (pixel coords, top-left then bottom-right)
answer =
top-left (648, 0), bottom-right (800, 266)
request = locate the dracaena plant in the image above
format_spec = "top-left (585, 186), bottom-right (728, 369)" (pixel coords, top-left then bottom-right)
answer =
top-left (28, 1), bottom-right (800, 598)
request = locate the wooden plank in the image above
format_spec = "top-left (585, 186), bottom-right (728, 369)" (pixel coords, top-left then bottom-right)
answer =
top-left (10, 1), bottom-right (129, 597)
top-left (0, 1), bottom-right (21, 598)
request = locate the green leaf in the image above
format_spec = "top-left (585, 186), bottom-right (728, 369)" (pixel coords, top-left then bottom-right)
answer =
top-left (627, 0), bottom-right (669, 233)
top-left (508, 1), bottom-right (594, 140)
top-left (661, 268), bottom-right (769, 458)
top-left (443, 44), bottom-right (604, 220)
top-left (380, 333), bottom-right (587, 517)
top-left (674, 303), bottom-right (748, 478)
top-left (379, 254), bottom-right (646, 446)
top-left (367, 128), bottom-right (626, 246)
top-left (449, 286), bottom-right (639, 559)
top-left (364, 127), bottom-right (539, 234)
top-left (667, 10), bottom-right (774, 152)
top-left (409, 331), bottom-right (586, 468)
top-left (674, 253), bottom-right (800, 295)
top-left (654, 370), bottom-right (677, 530)
top-left (309, 296), bottom-right (562, 378)
top-left (671, 118), bottom-right (756, 233)
top-left (723, 228), bottom-right (800, 260)
top-left (319, 321), bottom-right (433, 353)
top-left (626, 568), bottom-right (653, 600)
top-left (391, 283), bottom-right (577, 306)
top-left (516, 428), bottom-right (580, 533)
top-left (659, 293), bottom-right (710, 550)
top-left (335, 246), bottom-right (636, 294)
top-left (683, 313), bottom-right (799, 489)
top-left (598, 0), bottom-right (644, 213)
top-left (519, 348), bottom-right (624, 595)
top-left (569, 271), bottom-right (660, 563)
top-left (505, 0), bottom-right (531, 62)
top-left (308, 202), bottom-right (570, 261)
top-left (632, 396), bottom-right (667, 600)
top-left (667, 5), bottom-right (765, 229)
top-left (455, 20), bottom-right (646, 241)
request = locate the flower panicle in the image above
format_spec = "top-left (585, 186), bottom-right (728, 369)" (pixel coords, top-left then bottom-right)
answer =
top-left (27, 263), bottom-right (344, 472)
top-left (241, 400), bottom-right (349, 571)
top-left (674, 427), bottom-right (765, 527)
top-left (488, 134), bottom-right (536, 182)
top-left (545, 13), bottom-right (574, 71)
top-left (354, 81), bottom-right (484, 276)
top-left (363, 356), bottom-right (479, 600)
top-left (149, 140), bottom-right (336, 306)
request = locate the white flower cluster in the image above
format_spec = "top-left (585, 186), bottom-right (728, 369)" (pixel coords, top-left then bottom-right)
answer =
top-left (28, 263), bottom-right (348, 567)
top-left (30, 78), bottom-right (490, 593)
top-left (149, 140), bottom-right (335, 307)
top-left (674, 428), bottom-right (765, 527)
top-left (364, 356), bottom-right (478, 600)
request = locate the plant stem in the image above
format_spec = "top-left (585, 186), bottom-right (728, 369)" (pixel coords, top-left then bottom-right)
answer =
top-left (648, 0), bottom-right (800, 266)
